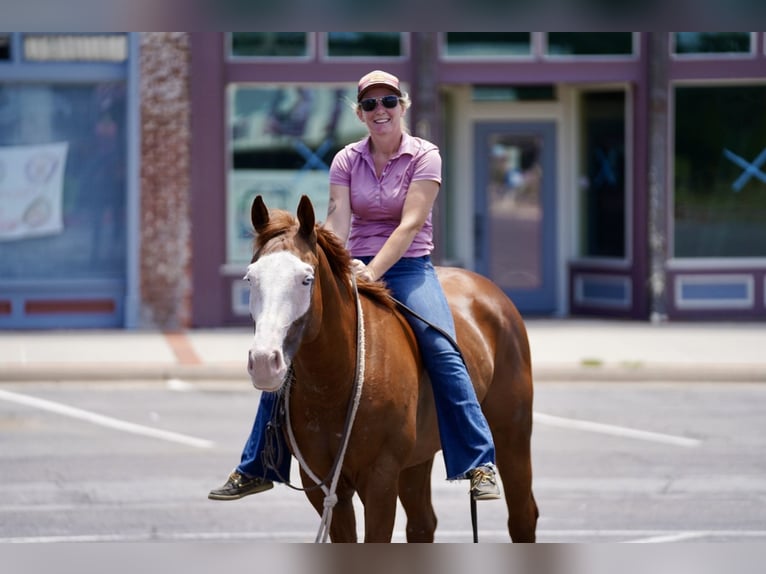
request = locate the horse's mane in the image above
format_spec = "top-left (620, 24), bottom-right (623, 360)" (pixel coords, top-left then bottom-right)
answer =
top-left (253, 209), bottom-right (395, 309)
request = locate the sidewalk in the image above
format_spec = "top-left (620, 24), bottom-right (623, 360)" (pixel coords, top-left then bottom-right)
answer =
top-left (1, 319), bottom-right (765, 383)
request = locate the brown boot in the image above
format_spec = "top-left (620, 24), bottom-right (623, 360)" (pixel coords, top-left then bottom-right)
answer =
top-left (208, 471), bottom-right (274, 500)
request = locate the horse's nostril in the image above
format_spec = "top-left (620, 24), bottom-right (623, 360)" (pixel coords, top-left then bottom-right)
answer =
top-left (270, 350), bottom-right (281, 371)
top-left (248, 352), bottom-right (254, 372)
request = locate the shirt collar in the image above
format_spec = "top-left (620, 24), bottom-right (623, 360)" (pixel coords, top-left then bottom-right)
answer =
top-left (351, 133), bottom-right (419, 159)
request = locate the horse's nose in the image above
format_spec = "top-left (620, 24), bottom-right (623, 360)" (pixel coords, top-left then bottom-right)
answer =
top-left (247, 347), bottom-right (286, 388)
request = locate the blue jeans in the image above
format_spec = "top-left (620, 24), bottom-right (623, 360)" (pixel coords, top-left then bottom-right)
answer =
top-left (237, 256), bottom-right (496, 481)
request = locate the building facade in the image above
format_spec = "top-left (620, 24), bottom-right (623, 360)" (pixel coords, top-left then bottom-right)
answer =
top-left (1, 32), bottom-right (765, 329)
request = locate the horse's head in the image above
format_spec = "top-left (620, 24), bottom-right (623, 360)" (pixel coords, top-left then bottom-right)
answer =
top-left (244, 195), bottom-right (320, 391)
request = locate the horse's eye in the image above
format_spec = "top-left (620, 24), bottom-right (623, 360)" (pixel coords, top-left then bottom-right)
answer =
top-left (302, 275), bottom-right (314, 286)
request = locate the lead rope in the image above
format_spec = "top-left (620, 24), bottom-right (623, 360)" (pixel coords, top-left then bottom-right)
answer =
top-left (284, 273), bottom-right (366, 543)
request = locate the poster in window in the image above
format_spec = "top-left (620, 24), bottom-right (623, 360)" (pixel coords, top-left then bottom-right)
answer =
top-left (0, 142), bottom-right (68, 241)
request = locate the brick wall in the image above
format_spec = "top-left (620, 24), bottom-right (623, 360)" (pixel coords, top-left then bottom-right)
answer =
top-left (139, 33), bottom-right (191, 329)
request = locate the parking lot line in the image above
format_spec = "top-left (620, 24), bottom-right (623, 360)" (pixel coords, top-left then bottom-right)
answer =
top-left (0, 388), bottom-right (215, 449)
top-left (534, 411), bottom-right (701, 447)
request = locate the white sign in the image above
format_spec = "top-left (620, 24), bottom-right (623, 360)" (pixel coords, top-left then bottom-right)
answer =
top-left (0, 142), bottom-right (68, 241)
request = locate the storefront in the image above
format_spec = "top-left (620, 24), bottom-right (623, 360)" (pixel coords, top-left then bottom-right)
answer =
top-left (189, 32), bottom-right (766, 326)
top-left (3, 33), bottom-right (765, 329)
top-left (192, 33), bottom-right (647, 325)
top-left (0, 33), bottom-right (140, 329)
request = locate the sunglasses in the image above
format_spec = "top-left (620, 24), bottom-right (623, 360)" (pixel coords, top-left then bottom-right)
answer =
top-left (359, 95), bottom-right (401, 112)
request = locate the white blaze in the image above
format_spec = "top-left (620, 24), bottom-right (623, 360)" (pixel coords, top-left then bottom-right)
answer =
top-left (244, 252), bottom-right (314, 391)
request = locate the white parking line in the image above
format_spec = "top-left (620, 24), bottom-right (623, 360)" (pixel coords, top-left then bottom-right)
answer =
top-left (627, 531), bottom-right (708, 543)
top-left (534, 411), bottom-right (701, 447)
top-left (2, 529), bottom-right (766, 543)
top-left (0, 388), bottom-right (214, 449)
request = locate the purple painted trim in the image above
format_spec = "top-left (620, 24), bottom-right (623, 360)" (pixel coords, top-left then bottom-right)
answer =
top-left (666, 268), bottom-right (766, 320)
top-left (438, 60), bottom-right (643, 85)
top-left (568, 265), bottom-right (638, 319)
top-left (190, 33), bottom-right (227, 327)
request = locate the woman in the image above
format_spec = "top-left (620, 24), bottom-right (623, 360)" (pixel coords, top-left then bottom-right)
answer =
top-left (209, 70), bottom-right (500, 502)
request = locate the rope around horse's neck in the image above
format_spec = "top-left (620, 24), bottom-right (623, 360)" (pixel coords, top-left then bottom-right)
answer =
top-left (284, 273), bottom-right (366, 544)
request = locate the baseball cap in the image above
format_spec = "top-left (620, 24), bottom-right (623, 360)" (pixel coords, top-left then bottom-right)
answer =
top-left (357, 70), bottom-right (402, 101)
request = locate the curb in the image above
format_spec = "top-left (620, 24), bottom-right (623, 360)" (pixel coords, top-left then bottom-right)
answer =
top-left (1, 363), bottom-right (764, 384)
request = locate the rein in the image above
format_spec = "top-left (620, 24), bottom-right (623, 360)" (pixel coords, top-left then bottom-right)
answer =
top-left (282, 272), bottom-right (366, 543)
top-left (389, 296), bottom-right (464, 360)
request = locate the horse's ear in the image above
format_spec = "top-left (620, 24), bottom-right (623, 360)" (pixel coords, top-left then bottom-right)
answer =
top-left (297, 195), bottom-right (316, 244)
top-left (251, 195), bottom-right (269, 233)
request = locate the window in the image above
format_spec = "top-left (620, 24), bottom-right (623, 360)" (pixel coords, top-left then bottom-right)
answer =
top-left (0, 35), bottom-right (10, 60)
top-left (673, 32), bottom-right (752, 55)
top-left (578, 91), bottom-right (626, 258)
top-left (230, 33), bottom-right (309, 58)
top-left (326, 33), bottom-right (402, 58)
top-left (473, 85), bottom-right (556, 102)
top-left (547, 33), bottom-right (633, 56)
top-left (226, 84), bottom-right (368, 263)
top-left (674, 85), bottom-right (766, 257)
top-left (23, 34), bottom-right (127, 62)
top-left (0, 83), bottom-right (127, 279)
top-left (444, 33), bottom-right (531, 57)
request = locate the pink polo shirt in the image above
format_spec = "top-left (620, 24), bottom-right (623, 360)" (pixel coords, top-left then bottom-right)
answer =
top-left (328, 133), bottom-right (442, 258)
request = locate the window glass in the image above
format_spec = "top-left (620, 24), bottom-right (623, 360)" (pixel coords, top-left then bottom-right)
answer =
top-left (674, 85), bottom-right (766, 257)
top-left (547, 33), bottom-right (633, 56)
top-left (674, 32), bottom-right (751, 55)
top-left (326, 33), bottom-right (402, 57)
top-left (473, 85), bottom-right (555, 102)
top-left (0, 34), bottom-right (10, 60)
top-left (578, 91), bottom-right (626, 257)
top-left (444, 33), bottom-right (531, 57)
top-left (227, 84), bottom-right (368, 263)
top-left (23, 34), bottom-right (127, 62)
top-left (0, 83), bottom-right (127, 279)
top-left (230, 33), bottom-right (308, 58)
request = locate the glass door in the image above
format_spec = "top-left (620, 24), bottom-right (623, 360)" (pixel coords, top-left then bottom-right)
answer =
top-left (474, 122), bottom-right (557, 314)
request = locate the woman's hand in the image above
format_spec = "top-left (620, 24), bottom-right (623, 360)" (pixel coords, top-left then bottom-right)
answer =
top-left (351, 259), bottom-right (376, 282)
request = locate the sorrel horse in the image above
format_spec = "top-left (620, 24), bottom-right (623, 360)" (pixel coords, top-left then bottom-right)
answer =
top-left (245, 194), bottom-right (538, 543)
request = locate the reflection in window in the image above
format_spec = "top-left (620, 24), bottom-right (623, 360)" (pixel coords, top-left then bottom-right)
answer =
top-left (473, 85), bottom-right (555, 102)
top-left (547, 33), bottom-right (633, 56)
top-left (226, 84), bottom-right (368, 263)
top-left (326, 33), bottom-right (402, 57)
top-left (23, 34), bottom-right (127, 62)
top-left (578, 91), bottom-right (626, 258)
top-left (230, 33), bottom-right (308, 58)
top-left (674, 85), bottom-right (766, 257)
top-left (444, 33), bottom-right (531, 57)
top-left (488, 133), bottom-right (544, 290)
top-left (0, 83), bottom-right (127, 279)
top-left (674, 32), bottom-right (751, 55)
top-left (0, 34), bottom-right (10, 60)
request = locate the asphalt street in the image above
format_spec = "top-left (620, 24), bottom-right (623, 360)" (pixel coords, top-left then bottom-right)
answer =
top-left (1, 378), bottom-right (765, 544)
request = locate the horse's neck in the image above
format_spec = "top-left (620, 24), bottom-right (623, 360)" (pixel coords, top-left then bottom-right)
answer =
top-left (293, 255), bottom-right (359, 403)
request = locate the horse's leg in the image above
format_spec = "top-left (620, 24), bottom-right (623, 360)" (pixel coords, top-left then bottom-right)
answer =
top-left (483, 374), bottom-right (539, 542)
top-left (397, 458), bottom-right (437, 542)
top-left (301, 470), bottom-right (358, 543)
top-left (356, 458), bottom-right (402, 542)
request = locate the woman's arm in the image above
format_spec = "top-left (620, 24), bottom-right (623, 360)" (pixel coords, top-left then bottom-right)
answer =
top-left (323, 183), bottom-right (352, 244)
top-left (361, 178), bottom-right (439, 282)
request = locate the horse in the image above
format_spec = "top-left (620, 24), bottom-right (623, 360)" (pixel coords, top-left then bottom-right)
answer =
top-left (244, 194), bottom-right (538, 543)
